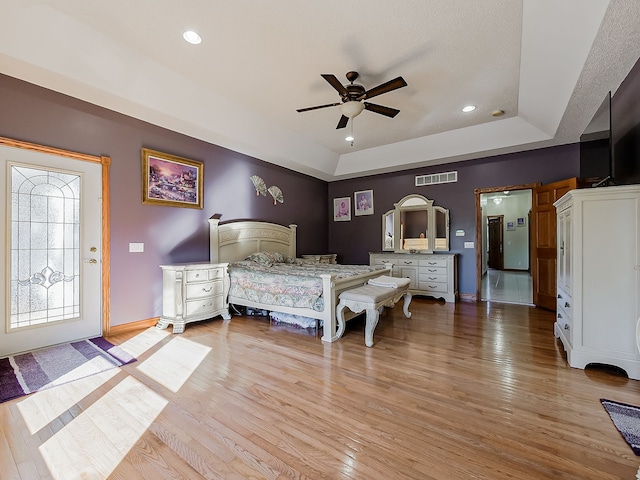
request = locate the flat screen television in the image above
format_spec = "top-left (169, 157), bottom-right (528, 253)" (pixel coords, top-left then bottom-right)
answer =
top-left (611, 93), bottom-right (640, 185)
top-left (579, 91), bottom-right (612, 184)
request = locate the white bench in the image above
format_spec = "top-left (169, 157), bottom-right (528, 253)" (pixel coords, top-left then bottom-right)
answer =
top-left (336, 281), bottom-right (412, 347)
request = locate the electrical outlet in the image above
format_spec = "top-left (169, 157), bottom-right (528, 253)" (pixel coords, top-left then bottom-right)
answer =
top-left (464, 241), bottom-right (474, 249)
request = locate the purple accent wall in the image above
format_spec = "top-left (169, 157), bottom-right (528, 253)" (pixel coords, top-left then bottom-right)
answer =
top-left (328, 145), bottom-right (580, 295)
top-left (0, 74), bottom-right (328, 326)
top-left (2, 51), bottom-right (639, 320)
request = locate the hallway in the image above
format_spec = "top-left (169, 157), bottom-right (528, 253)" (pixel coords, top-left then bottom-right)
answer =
top-left (481, 269), bottom-right (533, 305)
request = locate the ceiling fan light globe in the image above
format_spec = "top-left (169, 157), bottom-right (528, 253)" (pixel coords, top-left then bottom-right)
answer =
top-left (340, 101), bottom-right (364, 118)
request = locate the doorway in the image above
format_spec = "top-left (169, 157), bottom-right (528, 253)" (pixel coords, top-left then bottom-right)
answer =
top-left (0, 138), bottom-right (111, 357)
top-left (487, 216), bottom-right (504, 270)
top-left (475, 186), bottom-right (535, 305)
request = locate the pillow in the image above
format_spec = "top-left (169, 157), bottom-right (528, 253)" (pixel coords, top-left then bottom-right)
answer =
top-left (244, 251), bottom-right (292, 266)
top-left (244, 252), bottom-right (275, 266)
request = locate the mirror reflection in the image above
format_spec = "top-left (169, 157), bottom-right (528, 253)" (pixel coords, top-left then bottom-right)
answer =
top-left (382, 194), bottom-right (449, 253)
top-left (383, 210), bottom-right (394, 250)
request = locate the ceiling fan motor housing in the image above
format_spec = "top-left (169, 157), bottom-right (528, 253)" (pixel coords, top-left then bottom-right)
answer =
top-left (344, 83), bottom-right (366, 101)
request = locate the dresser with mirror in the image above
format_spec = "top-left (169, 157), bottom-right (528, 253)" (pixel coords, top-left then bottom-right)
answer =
top-left (371, 194), bottom-right (457, 302)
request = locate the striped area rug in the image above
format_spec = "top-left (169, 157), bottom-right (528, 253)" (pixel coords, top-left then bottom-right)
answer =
top-left (601, 398), bottom-right (640, 455)
top-left (0, 337), bottom-right (136, 403)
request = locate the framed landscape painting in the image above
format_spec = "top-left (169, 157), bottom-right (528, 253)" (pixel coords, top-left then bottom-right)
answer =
top-left (141, 148), bottom-right (203, 209)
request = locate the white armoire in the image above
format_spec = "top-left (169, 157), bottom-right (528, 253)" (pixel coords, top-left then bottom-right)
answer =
top-left (554, 185), bottom-right (640, 379)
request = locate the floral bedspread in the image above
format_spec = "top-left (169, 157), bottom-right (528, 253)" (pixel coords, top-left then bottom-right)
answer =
top-left (228, 261), bottom-right (381, 311)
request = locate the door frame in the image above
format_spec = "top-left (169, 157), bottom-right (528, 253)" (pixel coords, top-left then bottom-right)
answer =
top-left (474, 183), bottom-right (539, 302)
top-left (1, 136), bottom-right (112, 335)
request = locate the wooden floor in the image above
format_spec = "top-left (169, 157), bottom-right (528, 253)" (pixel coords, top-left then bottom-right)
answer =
top-left (2, 298), bottom-right (640, 479)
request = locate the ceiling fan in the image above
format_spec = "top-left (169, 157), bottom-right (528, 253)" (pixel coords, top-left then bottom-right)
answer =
top-left (296, 71), bottom-right (408, 129)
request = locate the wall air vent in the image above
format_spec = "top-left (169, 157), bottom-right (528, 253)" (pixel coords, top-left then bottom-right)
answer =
top-left (415, 171), bottom-right (457, 187)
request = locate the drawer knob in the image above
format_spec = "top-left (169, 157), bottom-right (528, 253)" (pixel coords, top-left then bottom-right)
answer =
top-left (564, 302), bottom-right (570, 308)
top-left (564, 324), bottom-right (570, 330)
top-left (203, 287), bottom-right (213, 293)
top-left (557, 294), bottom-right (562, 299)
top-left (557, 313), bottom-right (562, 319)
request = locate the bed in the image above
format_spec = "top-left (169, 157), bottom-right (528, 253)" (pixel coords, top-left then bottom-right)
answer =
top-left (209, 218), bottom-right (390, 342)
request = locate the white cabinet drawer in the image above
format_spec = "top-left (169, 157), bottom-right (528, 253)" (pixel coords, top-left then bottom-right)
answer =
top-left (421, 267), bottom-right (446, 276)
top-left (556, 304), bottom-right (572, 346)
top-left (185, 280), bottom-right (224, 300)
top-left (557, 288), bottom-right (572, 319)
top-left (419, 281), bottom-right (448, 293)
top-left (419, 273), bottom-right (447, 284)
top-left (396, 258), bottom-right (418, 267)
top-left (419, 258), bottom-right (447, 268)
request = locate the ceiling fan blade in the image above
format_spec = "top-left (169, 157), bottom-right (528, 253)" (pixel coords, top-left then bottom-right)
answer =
top-left (336, 115), bottom-right (349, 129)
top-left (296, 102), bottom-right (341, 113)
top-left (360, 76), bottom-right (407, 100)
top-left (364, 102), bottom-right (400, 118)
top-left (321, 74), bottom-right (349, 96)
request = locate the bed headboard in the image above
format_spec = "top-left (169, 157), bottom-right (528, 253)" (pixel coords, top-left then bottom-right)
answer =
top-left (209, 218), bottom-right (297, 263)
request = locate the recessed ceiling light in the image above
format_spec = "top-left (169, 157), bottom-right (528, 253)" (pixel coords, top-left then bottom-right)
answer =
top-left (345, 135), bottom-right (354, 142)
top-left (183, 30), bottom-right (202, 45)
top-left (492, 109), bottom-right (505, 117)
top-left (462, 105), bottom-right (476, 113)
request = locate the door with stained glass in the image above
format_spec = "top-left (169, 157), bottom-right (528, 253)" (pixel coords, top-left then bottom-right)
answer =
top-left (0, 145), bottom-right (102, 357)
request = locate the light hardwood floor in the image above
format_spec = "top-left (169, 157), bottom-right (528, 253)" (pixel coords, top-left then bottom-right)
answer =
top-left (2, 298), bottom-right (640, 479)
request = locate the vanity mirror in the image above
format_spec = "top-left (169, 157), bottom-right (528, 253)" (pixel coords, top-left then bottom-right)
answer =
top-left (382, 194), bottom-right (450, 253)
top-left (382, 210), bottom-right (394, 250)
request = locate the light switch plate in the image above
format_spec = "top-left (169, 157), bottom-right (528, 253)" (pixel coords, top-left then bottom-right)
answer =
top-left (464, 241), bottom-right (474, 249)
top-left (129, 242), bottom-right (144, 253)
top-left (455, 230), bottom-right (465, 236)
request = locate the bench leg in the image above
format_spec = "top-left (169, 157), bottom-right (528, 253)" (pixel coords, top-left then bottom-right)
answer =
top-left (364, 308), bottom-right (380, 348)
top-left (402, 292), bottom-right (412, 318)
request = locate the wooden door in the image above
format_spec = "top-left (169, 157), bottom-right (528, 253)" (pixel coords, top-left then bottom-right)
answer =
top-left (487, 216), bottom-right (504, 270)
top-left (531, 178), bottom-right (578, 311)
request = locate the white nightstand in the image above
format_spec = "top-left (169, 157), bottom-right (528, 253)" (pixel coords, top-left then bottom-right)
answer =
top-left (157, 263), bottom-right (231, 333)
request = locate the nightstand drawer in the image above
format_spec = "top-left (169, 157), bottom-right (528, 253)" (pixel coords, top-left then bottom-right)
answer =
top-left (185, 267), bottom-right (224, 283)
top-left (185, 296), bottom-right (223, 317)
top-left (186, 280), bottom-right (223, 300)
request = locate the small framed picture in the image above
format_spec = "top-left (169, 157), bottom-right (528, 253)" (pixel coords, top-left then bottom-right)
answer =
top-left (506, 221), bottom-right (515, 231)
top-left (517, 217), bottom-right (526, 227)
top-left (354, 189), bottom-right (374, 216)
top-left (333, 197), bottom-right (351, 221)
top-left (141, 148), bottom-right (203, 209)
